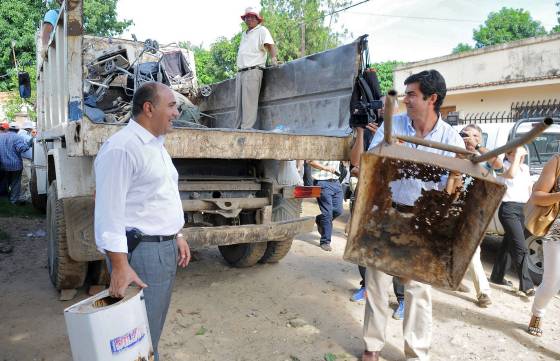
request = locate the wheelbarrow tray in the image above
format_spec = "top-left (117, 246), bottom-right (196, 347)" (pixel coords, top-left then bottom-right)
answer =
top-left (344, 142), bottom-right (506, 289)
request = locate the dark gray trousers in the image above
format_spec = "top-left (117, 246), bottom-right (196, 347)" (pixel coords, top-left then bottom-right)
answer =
top-left (108, 239), bottom-right (177, 361)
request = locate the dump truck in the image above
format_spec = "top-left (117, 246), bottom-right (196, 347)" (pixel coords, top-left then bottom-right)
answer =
top-left (33, 0), bottom-right (363, 294)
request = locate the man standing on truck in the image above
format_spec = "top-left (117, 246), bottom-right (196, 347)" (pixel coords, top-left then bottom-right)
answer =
top-left (94, 82), bottom-right (191, 361)
top-left (360, 70), bottom-right (464, 361)
top-left (235, 7), bottom-right (277, 129)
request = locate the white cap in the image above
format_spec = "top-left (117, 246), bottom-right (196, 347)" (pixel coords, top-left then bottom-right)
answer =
top-left (22, 120), bottom-right (35, 129)
top-left (8, 122), bottom-right (19, 130)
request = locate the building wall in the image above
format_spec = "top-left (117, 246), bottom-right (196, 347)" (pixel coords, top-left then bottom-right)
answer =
top-left (393, 33), bottom-right (560, 94)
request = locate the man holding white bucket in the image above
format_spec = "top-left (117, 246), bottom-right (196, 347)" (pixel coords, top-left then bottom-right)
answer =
top-left (94, 82), bottom-right (191, 360)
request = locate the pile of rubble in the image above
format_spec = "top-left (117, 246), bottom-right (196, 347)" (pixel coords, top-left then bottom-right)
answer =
top-left (83, 38), bottom-right (212, 128)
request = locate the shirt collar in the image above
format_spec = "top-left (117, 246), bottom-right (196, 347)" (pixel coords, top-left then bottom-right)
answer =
top-left (406, 114), bottom-right (444, 138)
top-left (246, 24), bottom-right (261, 33)
top-left (128, 119), bottom-right (158, 145)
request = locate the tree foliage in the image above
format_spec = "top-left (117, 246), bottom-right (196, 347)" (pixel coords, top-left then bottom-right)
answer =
top-left (370, 61), bottom-right (404, 94)
top-left (451, 42), bottom-right (474, 54)
top-left (472, 7), bottom-right (546, 48)
top-left (260, 0), bottom-right (349, 61)
top-left (0, 0), bottom-right (131, 91)
top-left (186, 0), bottom-right (350, 85)
top-left (82, 0), bottom-right (133, 37)
top-left (552, 1), bottom-right (560, 33)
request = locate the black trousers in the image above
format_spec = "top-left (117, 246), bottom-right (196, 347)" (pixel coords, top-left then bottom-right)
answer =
top-left (490, 201), bottom-right (534, 292)
top-left (359, 265), bottom-right (404, 301)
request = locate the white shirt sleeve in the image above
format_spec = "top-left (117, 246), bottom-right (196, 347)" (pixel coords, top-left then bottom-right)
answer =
top-left (261, 26), bottom-right (274, 46)
top-left (94, 148), bottom-right (134, 254)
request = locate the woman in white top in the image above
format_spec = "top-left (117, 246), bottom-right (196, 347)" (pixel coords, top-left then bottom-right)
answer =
top-left (489, 147), bottom-right (535, 296)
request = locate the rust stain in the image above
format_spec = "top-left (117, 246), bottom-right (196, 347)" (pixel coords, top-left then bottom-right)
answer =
top-left (67, 20), bottom-right (83, 36)
top-left (345, 153), bottom-right (506, 289)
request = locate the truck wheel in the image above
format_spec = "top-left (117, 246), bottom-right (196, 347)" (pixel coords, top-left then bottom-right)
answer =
top-left (527, 236), bottom-right (544, 285)
top-left (47, 182), bottom-right (87, 290)
top-left (259, 199), bottom-right (302, 263)
top-left (218, 242), bottom-right (268, 267)
top-left (30, 166), bottom-right (47, 213)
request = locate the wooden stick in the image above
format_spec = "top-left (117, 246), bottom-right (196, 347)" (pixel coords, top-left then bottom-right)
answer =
top-left (383, 90), bottom-right (397, 144)
top-left (396, 135), bottom-right (476, 156)
top-left (471, 117), bottom-right (553, 163)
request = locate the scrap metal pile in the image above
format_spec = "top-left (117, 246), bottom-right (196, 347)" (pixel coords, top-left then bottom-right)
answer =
top-left (82, 38), bottom-right (212, 128)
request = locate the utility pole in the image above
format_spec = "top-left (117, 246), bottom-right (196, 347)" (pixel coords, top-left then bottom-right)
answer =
top-left (300, 22), bottom-right (306, 57)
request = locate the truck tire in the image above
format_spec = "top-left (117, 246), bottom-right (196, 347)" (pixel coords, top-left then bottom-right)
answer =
top-left (218, 242), bottom-right (268, 267)
top-left (30, 166), bottom-right (47, 213)
top-left (47, 182), bottom-right (88, 290)
top-left (527, 235), bottom-right (544, 285)
top-left (259, 198), bottom-right (302, 263)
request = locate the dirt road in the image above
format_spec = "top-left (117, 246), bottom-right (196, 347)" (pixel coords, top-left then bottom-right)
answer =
top-left (1, 201), bottom-right (560, 361)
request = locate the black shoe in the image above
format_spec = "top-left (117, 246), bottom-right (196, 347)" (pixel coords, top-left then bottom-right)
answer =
top-left (489, 278), bottom-right (513, 287)
top-left (320, 243), bottom-right (332, 252)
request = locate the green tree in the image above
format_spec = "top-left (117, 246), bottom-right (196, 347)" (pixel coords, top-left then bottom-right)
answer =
top-left (472, 7), bottom-right (546, 48)
top-left (452, 42), bottom-right (474, 54)
top-left (82, 0), bottom-right (133, 37)
top-left (370, 61), bottom-right (404, 94)
top-left (260, 0), bottom-right (349, 61)
top-left (0, 0), bottom-right (132, 90)
top-left (552, 1), bottom-right (560, 33)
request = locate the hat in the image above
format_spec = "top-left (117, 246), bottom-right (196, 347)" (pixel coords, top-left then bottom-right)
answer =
top-left (8, 122), bottom-right (19, 130)
top-left (241, 7), bottom-right (263, 23)
top-left (0, 122), bottom-right (8, 130)
top-left (22, 120), bottom-right (35, 130)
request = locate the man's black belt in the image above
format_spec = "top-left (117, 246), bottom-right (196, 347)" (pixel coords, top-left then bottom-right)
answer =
top-left (238, 66), bottom-right (264, 72)
top-left (126, 229), bottom-right (175, 253)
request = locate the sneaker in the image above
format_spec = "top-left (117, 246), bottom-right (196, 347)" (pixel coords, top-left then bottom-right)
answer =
top-left (476, 293), bottom-right (492, 308)
top-left (392, 299), bottom-right (405, 320)
top-left (320, 243), bottom-right (332, 252)
top-left (350, 287), bottom-right (366, 302)
top-left (522, 288), bottom-right (536, 297)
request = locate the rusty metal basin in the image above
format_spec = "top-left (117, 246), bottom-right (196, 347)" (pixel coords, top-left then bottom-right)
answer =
top-left (344, 143), bottom-right (506, 289)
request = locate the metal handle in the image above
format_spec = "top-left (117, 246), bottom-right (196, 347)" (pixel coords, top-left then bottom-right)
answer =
top-left (471, 117), bottom-right (553, 163)
top-left (396, 135), bottom-right (476, 156)
top-left (383, 90), bottom-right (398, 144)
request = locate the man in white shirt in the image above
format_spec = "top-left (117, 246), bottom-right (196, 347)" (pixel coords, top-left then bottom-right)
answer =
top-left (360, 70), bottom-right (465, 361)
top-left (94, 82), bottom-right (191, 361)
top-left (235, 7), bottom-right (277, 129)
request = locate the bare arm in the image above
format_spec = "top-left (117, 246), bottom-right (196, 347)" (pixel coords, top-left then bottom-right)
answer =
top-left (264, 43), bottom-right (277, 65)
top-left (531, 156), bottom-right (560, 206)
top-left (501, 148), bottom-right (526, 179)
top-left (41, 23), bottom-right (54, 49)
top-left (307, 160), bottom-right (336, 174)
top-left (350, 123), bottom-right (378, 176)
top-left (478, 146), bottom-right (503, 170)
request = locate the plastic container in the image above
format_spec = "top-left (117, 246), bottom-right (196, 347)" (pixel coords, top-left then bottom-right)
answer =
top-left (64, 288), bottom-right (153, 361)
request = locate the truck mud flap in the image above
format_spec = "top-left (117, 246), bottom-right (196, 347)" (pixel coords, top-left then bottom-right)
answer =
top-left (183, 217), bottom-right (314, 248)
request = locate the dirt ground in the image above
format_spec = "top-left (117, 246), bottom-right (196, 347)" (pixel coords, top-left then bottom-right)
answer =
top-left (1, 200), bottom-right (560, 361)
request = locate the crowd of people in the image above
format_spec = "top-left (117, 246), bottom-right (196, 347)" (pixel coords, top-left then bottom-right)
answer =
top-left (0, 120), bottom-right (36, 205)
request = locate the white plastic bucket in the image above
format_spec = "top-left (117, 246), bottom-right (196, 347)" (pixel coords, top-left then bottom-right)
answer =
top-left (64, 288), bottom-right (153, 361)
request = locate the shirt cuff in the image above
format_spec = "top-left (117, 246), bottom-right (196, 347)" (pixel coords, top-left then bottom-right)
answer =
top-left (96, 232), bottom-right (128, 254)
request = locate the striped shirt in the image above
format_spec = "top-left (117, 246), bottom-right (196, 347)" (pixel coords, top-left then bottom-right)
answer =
top-left (0, 131), bottom-right (31, 171)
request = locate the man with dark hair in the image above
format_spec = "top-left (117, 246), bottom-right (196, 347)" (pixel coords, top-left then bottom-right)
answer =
top-left (360, 69), bottom-right (464, 361)
top-left (94, 82), bottom-right (191, 361)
